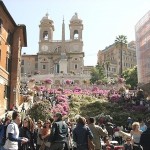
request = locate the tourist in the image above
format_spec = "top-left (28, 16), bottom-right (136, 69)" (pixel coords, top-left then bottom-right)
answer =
top-left (130, 122), bottom-right (142, 150)
top-left (35, 120), bottom-right (43, 150)
top-left (73, 116), bottom-right (94, 150)
top-left (123, 137), bottom-right (133, 150)
top-left (19, 117), bottom-right (35, 150)
top-left (40, 120), bottom-right (51, 150)
top-left (139, 119), bottom-right (147, 132)
top-left (140, 120), bottom-right (150, 150)
top-left (102, 136), bottom-right (115, 150)
top-left (87, 117), bottom-right (108, 150)
top-left (49, 112), bottom-right (68, 150)
top-left (3, 111), bottom-right (28, 150)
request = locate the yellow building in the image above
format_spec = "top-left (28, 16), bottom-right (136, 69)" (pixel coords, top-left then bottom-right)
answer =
top-left (97, 41), bottom-right (136, 77)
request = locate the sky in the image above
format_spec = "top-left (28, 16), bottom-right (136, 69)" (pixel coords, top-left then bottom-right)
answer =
top-left (2, 0), bottom-right (150, 66)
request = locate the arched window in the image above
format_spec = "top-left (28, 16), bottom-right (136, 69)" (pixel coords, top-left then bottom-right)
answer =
top-left (75, 64), bottom-right (78, 69)
top-left (43, 31), bottom-right (48, 40)
top-left (73, 30), bottom-right (79, 39)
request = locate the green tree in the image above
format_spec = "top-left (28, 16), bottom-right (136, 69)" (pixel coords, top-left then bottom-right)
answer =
top-left (115, 35), bottom-right (128, 77)
top-left (122, 66), bottom-right (138, 89)
top-left (27, 100), bottom-right (52, 121)
top-left (90, 63), bottom-right (105, 84)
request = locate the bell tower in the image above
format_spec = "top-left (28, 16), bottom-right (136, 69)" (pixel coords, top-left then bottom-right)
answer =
top-left (39, 13), bottom-right (54, 52)
top-left (69, 13), bottom-right (83, 41)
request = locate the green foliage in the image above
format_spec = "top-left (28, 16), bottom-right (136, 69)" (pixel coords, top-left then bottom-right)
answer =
top-left (90, 63), bottom-right (105, 84)
top-left (27, 100), bottom-right (52, 121)
top-left (122, 66), bottom-right (138, 89)
top-left (69, 95), bottom-right (149, 125)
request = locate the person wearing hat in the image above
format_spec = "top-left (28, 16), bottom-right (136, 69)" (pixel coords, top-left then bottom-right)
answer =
top-left (49, 112), bottom-right (68, 150)
top-left (140, 120), bottom-right (150, 150)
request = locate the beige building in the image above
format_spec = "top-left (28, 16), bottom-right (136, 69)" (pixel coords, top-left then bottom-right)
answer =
top-left (97, 41), bottom-right (137, 77)
top-left (21, 13), bottom-right (93, 83)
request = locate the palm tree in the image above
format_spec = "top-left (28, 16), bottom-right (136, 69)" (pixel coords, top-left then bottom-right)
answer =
top-left (115, 35), bottom-right (127, 77)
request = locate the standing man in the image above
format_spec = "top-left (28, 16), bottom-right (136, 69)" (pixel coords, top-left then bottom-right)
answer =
top-left (140, 120), bottom-right (150, 150)
top-left (3, 111), bottom-right (28, 150)
top-left (49, 112), bottom-right (68, 150)
top-left (73, 116), bottom-right (94, 150)
top-left (87, 117), bottom-right (108, 150)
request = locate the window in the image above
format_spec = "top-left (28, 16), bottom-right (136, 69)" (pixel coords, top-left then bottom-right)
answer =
top-left (6, 30), bottom-right (12, 45)
top-left (21, 60), bottom-right (24, 65)
top-left (75, 64), bottom-right (78, 69)
top-left (73, 30), bottom-right (79, 39)
top-left (4, 85), bottom-right (7, 98)
top-left (43, 65), bottom-right (46, 69)
top-left (35, 63), bottom-right (38, 69)
top-left (6, 57), bottom-right (8, 71)
top-left (21, 67), bottom-right (24, 73)
top-left (35, 57), bottom-right (38, 61)
top-left (43, 31), bottom-right (48, 40)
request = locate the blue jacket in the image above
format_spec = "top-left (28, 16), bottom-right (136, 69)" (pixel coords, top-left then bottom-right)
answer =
top-left (73, 123), bottom-right (93, 147)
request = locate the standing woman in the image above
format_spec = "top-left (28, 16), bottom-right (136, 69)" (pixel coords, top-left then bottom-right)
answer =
top-left (35, 120), bottom-right (43, 150)
top-left (130, 122), bottom-right (142, 150)
top-left (40, 120), bottom-right (51, 150)
top-left (19, 117), bottom-right (35, 150)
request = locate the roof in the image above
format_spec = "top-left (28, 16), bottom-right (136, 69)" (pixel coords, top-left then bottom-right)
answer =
top-left (0, 0), bottom-right (16, 26)
top-left (0, 1), bottom-right (27, 47)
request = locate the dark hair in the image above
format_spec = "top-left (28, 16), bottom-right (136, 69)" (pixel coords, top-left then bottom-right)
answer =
top-left (89, 117), bottom-right (95, 123)
top-left (76, 116), bottom-right (86, 125)
top-left (12, 111), bottom-right (20, 120)
top-left (103, 136), bottom-right (109, 143)
top-left (55, 112), bottom-right (62, 120)
top-left (4, 116), bottom-right (11, 123)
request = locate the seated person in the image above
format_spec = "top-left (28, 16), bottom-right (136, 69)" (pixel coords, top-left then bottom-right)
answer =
top-left (102, 136), bottom-right (115, 150)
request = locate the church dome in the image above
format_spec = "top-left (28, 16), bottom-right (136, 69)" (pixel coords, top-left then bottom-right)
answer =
top-left (70, 13), bottom-right (82, 23)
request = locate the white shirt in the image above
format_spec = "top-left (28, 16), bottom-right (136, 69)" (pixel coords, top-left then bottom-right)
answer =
top-left (4, 122), bottom-right (19, 150)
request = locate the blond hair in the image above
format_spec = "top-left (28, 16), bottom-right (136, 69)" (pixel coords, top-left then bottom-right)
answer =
top-left (132, 122), bottom-right (140, 130)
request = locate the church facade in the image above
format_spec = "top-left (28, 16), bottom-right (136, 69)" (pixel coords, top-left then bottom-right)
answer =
top-left (21, 13), bottom-right (92, 78)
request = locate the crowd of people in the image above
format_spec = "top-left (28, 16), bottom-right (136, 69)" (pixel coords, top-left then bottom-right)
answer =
top-left (0, 81), bottom-right (149, 150)
top-left (0, 111), bottom-right (150, 150)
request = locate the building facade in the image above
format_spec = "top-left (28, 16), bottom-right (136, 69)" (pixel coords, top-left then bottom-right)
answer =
top-left (135, 10), bottom-right (150, 84)
top-left (21, 13), bottom-right (92, 84)
top-left (0, 0), bottom-right (27, 114)
top-left (97, 41), bottom-right (137, 77)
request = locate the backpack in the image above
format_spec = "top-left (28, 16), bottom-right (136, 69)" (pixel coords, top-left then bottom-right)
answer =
top-left (49, 121), bottom-right (68, 142)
